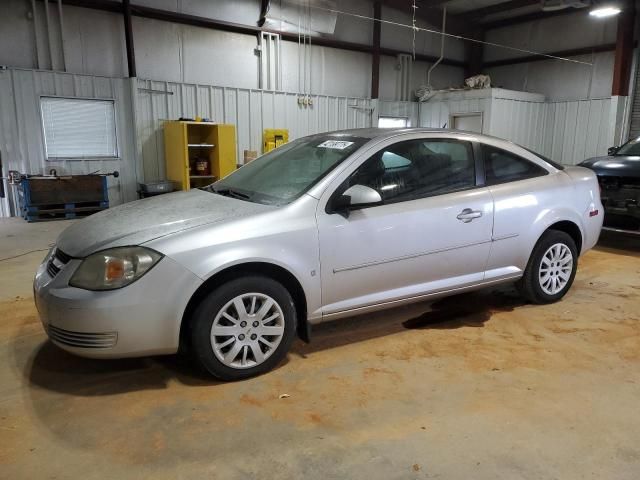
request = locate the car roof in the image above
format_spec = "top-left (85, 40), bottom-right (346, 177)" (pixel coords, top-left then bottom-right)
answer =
top-left (323, 127), bottom-right (503, 143)
top-left (323, 127), bottom-right (449, 140)
top-left (318, 128), bottom-right (562, 171)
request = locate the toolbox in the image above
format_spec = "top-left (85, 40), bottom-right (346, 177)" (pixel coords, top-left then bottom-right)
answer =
top-left (138, 180), bottom-right (174, 198)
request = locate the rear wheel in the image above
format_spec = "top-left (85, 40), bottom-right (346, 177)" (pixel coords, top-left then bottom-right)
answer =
top-left (190, 276), bottom-right (296, 380)
top-left (517, 230), bottom-right (578, 304)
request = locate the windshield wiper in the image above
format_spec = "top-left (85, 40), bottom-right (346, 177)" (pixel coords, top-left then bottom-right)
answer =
top-left (211, 187), bottom-right (251, 201)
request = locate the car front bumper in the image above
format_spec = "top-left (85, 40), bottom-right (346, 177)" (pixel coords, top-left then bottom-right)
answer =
top-left (34, 250), bottom-right (203, 358)
top-left (599, 177), bottom-right (640, 234)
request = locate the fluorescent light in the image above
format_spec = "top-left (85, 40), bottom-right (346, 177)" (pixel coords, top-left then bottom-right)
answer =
top-left (589, 6), bottom-right (622, 17)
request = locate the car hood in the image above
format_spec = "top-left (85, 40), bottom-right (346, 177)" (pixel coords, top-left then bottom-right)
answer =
top-left (56, 189), bottom-right (275, 258)
top-left (579, 155), bottom-right (640, 178)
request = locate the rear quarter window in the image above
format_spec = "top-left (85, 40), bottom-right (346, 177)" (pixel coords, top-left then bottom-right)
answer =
top-left (483, 145), bottom-right (548, 185)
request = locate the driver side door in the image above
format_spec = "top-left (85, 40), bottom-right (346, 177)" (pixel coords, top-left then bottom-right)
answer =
top-left (316, 136), bottom-right (494, 318)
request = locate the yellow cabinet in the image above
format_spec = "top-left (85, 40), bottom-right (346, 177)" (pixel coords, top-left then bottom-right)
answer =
top-left (163, 121), bottom-right (237, 191)
top-left (263, 128), bottom-right (289, 153)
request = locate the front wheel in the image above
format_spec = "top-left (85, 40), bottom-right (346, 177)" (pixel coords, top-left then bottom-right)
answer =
top-left (190, 276), bottom-right (297, 380)
top-left (517, 230), bottom-right (578, 304)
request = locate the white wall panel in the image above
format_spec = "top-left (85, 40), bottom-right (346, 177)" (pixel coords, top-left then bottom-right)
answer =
top-left (0, 69), bottom-right (138, 217)
top-left (380, 6), bottom-right (466, 62)
top-left (0, 0), bottom-right (37, 69)
top-left (0, 0), bottom-right (463, 100)
top-left (487, 52), bottom-right (616, 101)
top-left (483, 11), bottom-right (618, 101)
top-left (136, 78), bottom-right (373, 182)
top-left (545, 98), bottom-right (613, 165)
top-left (484, 14), bottom-right (616, 63)
top-left (417, 88), bottom-right (614, 165)
top-left (491, 97), bottom-right (613, 164)
top-left (280, 42), bottom-right (372, 98)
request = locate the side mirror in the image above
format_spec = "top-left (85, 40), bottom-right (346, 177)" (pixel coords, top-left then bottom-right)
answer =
top-left (331, 184), bottom-right (382, 216)
top-left (608, 146), bottom-right (619, 156)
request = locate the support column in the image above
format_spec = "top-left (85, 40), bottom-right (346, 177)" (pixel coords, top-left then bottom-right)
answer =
top-left (612, 1), bottom-right (635, 96)
top-left (123, 0), bottom-right (137, 78)
top-left (465, 28), bottom-right (484, 79)
top-left (371, 1), bottom-right (381, 99)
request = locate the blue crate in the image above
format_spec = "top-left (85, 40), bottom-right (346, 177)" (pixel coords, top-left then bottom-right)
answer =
top-left (19, 176), bottom-right (109, 222)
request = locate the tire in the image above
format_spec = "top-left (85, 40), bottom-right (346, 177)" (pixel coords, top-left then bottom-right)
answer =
top-left (517, 230), bottom-right (578, 304)
top-left (190, 275), bottom-right (297, 381)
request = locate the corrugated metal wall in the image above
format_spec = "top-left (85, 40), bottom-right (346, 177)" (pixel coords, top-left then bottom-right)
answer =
top-left (0, 70), bottom-right (619, 217)
top-left (0, 68), bottom-right (138, 217)
top-left (489, 98), bottom-right (547, 154)
top-left (628, 52), bottom-right (640, 140)
top-left (490, 97), bottom-right (613, 164)
top-left (543, 98), bottom-right (614, 165)
top-left (418, 91), bottom-right (614, 165)
top-left (136, 79), bottom-right (374, 182)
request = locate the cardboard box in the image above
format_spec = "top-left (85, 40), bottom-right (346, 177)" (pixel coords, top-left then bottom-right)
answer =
top-left (243, 150), bottom-right (258, 164)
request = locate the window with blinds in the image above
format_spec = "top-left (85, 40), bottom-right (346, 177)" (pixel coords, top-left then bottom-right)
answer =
top-left (40, 97), bottom-right (118, 160)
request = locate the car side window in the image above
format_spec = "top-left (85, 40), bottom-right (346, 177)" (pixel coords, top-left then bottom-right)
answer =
top-left (483, 145), bottom-right (548, 185)
top-left (346, 139), bottom-right (476, 204)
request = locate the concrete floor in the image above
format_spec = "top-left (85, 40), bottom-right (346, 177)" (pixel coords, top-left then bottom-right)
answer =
top-left (1, 217), bottom-right (639, 479)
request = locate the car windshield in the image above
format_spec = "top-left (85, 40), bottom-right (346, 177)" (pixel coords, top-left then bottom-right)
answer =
top-left (616, 137), bottom-right (640, 156)
top-left (206, 135), bottom-right (367, 205)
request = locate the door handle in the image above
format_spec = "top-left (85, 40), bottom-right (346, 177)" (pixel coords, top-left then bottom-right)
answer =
top-left (457, 208), bottom-right (483, 223)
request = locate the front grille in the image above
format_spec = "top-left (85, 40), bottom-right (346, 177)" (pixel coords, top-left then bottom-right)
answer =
top-left (47, 325), bottom-right (118, 349)
top-left (55, 249), bottom-right (72, 264)
top-left (46, 260), bottom-right (60, 278)
top-left (46, 248), bottom-right (72, 279)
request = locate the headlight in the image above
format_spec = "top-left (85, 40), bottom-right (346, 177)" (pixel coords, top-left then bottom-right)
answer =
top-left (69, 247), bottom-right (163, 291)
top-left (42, 246), bottom-right (55, 264)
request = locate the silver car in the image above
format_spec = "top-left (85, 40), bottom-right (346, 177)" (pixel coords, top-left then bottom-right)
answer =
top-left (34, 128), bottom-right (603, 380)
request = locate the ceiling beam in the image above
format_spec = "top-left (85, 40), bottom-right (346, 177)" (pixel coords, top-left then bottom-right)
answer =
top-left (47, 0), bottom-right (121, 13)
top-left (482, 43), bottom-right (618, 68)
top-left (481, 6), bottom-right (589, 30)
top-left (459, 0), bottom-right (537, 21)
top-left (417, 0), bottom-right (452, 7)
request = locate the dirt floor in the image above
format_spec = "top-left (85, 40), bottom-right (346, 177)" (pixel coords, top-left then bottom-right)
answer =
top-left (1, 218), bottom-right (639, 479)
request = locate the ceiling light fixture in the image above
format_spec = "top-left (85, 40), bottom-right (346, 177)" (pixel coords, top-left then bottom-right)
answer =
top-left (589, 5), bottom-right (622, 17)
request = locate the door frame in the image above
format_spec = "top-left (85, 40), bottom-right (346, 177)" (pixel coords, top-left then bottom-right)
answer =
top-left (450, 112), bottom-right (484, 134)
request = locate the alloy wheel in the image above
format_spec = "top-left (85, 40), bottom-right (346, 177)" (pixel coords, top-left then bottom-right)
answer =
top-left (538, 243), bottom-right (573, 295)
top-left (210, 293), bottom-right (285, 369)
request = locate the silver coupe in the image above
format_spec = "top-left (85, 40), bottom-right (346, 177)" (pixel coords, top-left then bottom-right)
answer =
top-left (34, 128), bottom-right (603, 380)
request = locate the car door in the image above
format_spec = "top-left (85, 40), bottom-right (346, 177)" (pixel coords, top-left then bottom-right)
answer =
top-left (316, 136), bottom-right (495, 318)
top-left (479, 142), bottom-right (561, 280)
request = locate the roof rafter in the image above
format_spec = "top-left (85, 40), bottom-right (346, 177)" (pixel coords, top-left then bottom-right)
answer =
top-left (459, 0), bottom-right (538, 21)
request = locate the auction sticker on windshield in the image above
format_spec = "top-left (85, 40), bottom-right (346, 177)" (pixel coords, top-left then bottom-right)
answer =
top-left (317, 140), bottom-right (354, 150)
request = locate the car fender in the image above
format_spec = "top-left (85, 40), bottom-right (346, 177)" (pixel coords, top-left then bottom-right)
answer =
top-left (524, 206), bottom-right (586, 262)
top-left (145, 196), bottom-right (323, 323)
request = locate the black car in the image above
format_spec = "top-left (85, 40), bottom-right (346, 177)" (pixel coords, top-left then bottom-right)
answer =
top-left (580, 137), bottom-right (640, 235)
